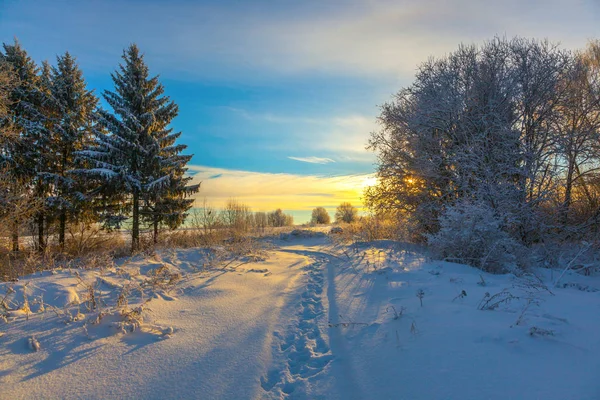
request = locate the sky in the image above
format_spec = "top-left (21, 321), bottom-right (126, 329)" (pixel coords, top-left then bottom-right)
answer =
top-left (1, 0), bottom-right (599, 222)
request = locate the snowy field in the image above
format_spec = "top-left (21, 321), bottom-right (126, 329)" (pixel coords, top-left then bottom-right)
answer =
top-left (1, 234), bottom-right (599, 399)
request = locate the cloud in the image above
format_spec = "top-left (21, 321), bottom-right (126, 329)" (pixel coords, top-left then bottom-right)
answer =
top-left (288, 156), bottom-right (335, 164)
top-left (6, 0), bottom-right (598, 79)
top-left (187, 165), bottom-right (374, 211)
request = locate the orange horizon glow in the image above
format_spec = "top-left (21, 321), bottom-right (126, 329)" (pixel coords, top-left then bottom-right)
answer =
top-left (188, 165), bottom-right (376, 213)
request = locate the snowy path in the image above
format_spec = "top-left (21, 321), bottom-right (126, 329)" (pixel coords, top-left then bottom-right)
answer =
top-left (2, 237), bottom-right (600, 399)
top-left (260, 253), bottom-right (333, 398)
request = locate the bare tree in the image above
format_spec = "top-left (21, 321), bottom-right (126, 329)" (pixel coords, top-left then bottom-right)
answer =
top-left (268, 208), bottom-right (294, 227)
top-left (254, 211), bottom-right (267, 232)
top-left (335, 202), bottom-right (358, 223)
top-left (197, 198), bottom-right (219, 235)
top-left (221, 198), bottom-right (253, 233)
top-left (311, 207), bottom-right (331, 224)
top-left (553, 41), bottom-right (600, 225)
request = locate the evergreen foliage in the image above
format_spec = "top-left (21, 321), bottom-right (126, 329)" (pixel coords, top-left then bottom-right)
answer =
top-left (1, 40), bottom-right (51, 251)
top-left (45, 52), bottom-right (98, 247)
top-left (77, 45), bottom-right (198, 250)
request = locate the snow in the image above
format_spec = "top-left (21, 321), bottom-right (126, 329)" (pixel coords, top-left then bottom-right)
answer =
top-left (1, 236), bottom-right (599, 399)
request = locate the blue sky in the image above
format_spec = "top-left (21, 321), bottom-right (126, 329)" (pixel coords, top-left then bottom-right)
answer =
top-left (2, 0), bottom-right (599, 221)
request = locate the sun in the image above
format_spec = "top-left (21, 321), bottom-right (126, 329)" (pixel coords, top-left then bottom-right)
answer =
top-left (361, 176), bottom-right (378, 188)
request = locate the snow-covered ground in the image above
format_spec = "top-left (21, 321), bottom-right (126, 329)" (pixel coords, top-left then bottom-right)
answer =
top-left (1, 235), bottom-right (599, 399)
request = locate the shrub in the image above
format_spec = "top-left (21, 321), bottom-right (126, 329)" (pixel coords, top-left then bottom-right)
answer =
top-left (335, 202), bottom-right (358, 223)
top-left (268, 209), bottom-right (294, 227)
top-left (311, 207), bottom-right (331, 224)
top-left (220, 199), bottom-right (253, 233)
top-left (426, 200), bottom-right (522, 273)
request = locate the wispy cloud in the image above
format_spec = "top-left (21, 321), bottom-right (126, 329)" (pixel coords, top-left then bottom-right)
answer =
top-left (5, 0), bottom-right (598, 79)
top-left (288, 156), bottom-right (335, 164)
top-left (187, 165), bottom-right (374, 211)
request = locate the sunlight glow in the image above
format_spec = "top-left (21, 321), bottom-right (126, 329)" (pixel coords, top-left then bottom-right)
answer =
top-left (361, 176), bottom-right (377, 188)
top-left (188, 166), bottom-right (373, 215)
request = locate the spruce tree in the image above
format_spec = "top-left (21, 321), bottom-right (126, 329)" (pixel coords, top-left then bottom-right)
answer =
top-left (45, 52), bottom-right (98, 248)
top-left (1, 41), bottom-right (51, 252)
top-left (78, 44), bottom-right (197, 251)
top-left (143, 134), bottom-right (199, 243)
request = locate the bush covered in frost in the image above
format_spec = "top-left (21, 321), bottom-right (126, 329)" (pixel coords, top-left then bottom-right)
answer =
top-left (426, 200), bottom-right (522, 273)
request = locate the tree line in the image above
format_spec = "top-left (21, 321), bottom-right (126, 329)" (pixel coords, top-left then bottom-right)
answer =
top-left (193, 200), bottom-right (360, 234)
top-left (193, 198), bottom-right (295, 235)
top-left (0, 41), bottom-right (198, 252)
top-left (367, 37), bottom-right (600, 267)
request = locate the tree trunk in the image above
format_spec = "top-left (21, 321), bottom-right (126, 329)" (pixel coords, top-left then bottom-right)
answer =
top-left (11, 224), bottom-right (19, 252)
top-left (575, 163), bottom-right (594, 206)
top-left (132, 191), bottom-right (140, 252)
top-left (59, 148), bottom-right (68, 250)
top-left (153, 219), bottom-right (159, 244)
top-left (59, 210), bottom-right (66, 250)
top-left (561, 158), bottom-right (575, 224)
top-left (37, 212), bottom-right (45, 253)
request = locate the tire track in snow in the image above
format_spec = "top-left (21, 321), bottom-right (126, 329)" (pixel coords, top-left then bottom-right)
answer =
top-left (261, 256), bottom-right (333, 397)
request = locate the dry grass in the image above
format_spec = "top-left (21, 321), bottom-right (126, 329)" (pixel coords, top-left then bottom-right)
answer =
top-left (330, 216), bottom-right (402, 245)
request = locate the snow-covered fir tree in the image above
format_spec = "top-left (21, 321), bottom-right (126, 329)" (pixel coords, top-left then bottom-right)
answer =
top-left (77, 44), bottom-right (198, 250)
top-left (1, 41), bottom-right (52, 251)
top-left (142, 128), bottom-right (199, 243)
top-left (44, 52), bottom-right (98, 248)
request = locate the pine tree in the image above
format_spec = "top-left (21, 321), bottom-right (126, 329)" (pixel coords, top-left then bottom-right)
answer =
top-left (78, 44), bottom-right (197, 251)
top-left (0, 58), bottom-right (40, 247)
top-left (45, 52), bottom-right (98, 248)
top-left (1, 40), bottom-right (51, 252)
top-left (143, 131), bottom-right (199, 243)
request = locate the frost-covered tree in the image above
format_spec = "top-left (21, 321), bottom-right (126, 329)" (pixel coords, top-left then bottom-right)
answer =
top-left (45, 52), bottom-right (98, 248)
top-left (143, 152), bottom-right (199, 243)
top-left (0, 59), bottom-right (41, 248)
top-left (335, 202), bottom-right (358, 223)
top-left (311, 207), bottom-right (331, 224)
top-left (1, 41), bottom-right (52, 251)
top-left (553, 42), bottom-right (600, 225)
top-left (367, 37), bottom-right (571, 243)
top-left (77, 45), bottom-right (197, 251)
top-left (427, 200), bottom-right (522, 273)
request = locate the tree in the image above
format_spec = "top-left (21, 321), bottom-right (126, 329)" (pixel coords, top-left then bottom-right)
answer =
top-left (220, 198), bottom-right (252, 233)
top-left (1, 40), bottom-right (51, 252)
top-left (142, 123), bottom-right (200, 243)
top-left (78, 44), bottom-right (197, 251)
top-left (0, 57), bottom-right (42, 248)
top-left (255, 211), bottom-right (267, 232)
top-left (335, 202), bottom-right (358, 223)
top-left (268, 208), bottom-right (293, 227)
top-left (553, 41), bottom-right (600, 224)
top-left (311, 207), bottom-right (330, 224)
top-left (367, 37), bottom-right (571, 242)
top-left (45, 52), bottom-right (98, 248)
top-left (193, 198), bottom-right (219, 235)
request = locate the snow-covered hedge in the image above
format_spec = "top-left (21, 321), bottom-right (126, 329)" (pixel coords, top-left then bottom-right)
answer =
top-left (427, 200), bottom-right (522, 273)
